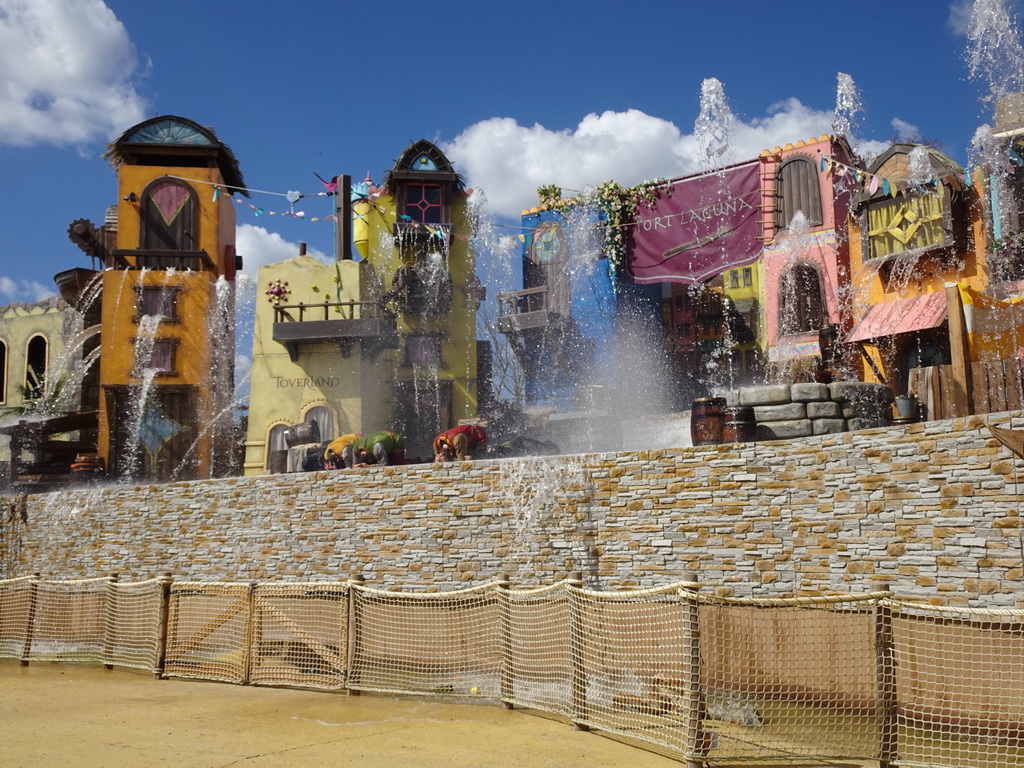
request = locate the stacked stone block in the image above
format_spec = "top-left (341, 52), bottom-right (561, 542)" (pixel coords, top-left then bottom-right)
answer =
top-left (728, 382), bottom-right (894, 440)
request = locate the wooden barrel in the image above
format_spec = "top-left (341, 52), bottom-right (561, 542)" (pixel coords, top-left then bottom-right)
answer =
top-left (71, 454), bottom-right (105, 482)
top-left (284, 420), bottom-right (321, 448)
top-left (690, 397), bottom-right (726, 446)
top-left (722, 406), bottom-right (757, 443)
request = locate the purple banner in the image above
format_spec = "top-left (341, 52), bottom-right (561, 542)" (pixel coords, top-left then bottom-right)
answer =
top-left (628, 161), bottom-right (762, 284)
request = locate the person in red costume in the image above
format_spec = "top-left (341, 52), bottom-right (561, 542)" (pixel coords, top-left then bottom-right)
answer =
top-left (433, 424), bottom-right (487, 462)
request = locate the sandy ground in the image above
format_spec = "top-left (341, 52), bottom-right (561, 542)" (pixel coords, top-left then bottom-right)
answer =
top-left (0, 662), bottom-right (690, 768)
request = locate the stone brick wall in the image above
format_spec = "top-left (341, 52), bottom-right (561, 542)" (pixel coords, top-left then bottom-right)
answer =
top-left (2, 412), bottom-right (1023, 607)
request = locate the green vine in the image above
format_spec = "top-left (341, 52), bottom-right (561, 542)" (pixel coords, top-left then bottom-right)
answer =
top-left (536, 184), bottom-right (562, 209)
top-left (535, 178), bottom-right (665, 272)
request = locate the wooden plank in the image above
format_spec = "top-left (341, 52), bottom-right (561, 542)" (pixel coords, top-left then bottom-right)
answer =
top-left (912, 366), bottom-right (943, 421)
top-left (168, 595), bottom-right (247, 657)
top-left (940, 364), bottom-right (959, 419)
top-left (971, 361), bottom-right (992, 415)
top-left (990, 362), bottom-right (1009, 413)
top-left (1008, 360), bottom-right (1024, 411)
top-left (254, 598), bottom-right (345, 673)
top-left (945, 284), bottom-right (975, 416)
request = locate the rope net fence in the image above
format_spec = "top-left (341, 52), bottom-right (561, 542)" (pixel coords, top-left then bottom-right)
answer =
top-left (0, 575), bottom-right (162, 671)
top-left (1, 574), bottom-right (1022, 767)
top-left (889, 600), bottom-right (1024, 768)
top-left (249, 582), bottom-right (348, 690)
top-left (348, 581), bottom-right (502, 697)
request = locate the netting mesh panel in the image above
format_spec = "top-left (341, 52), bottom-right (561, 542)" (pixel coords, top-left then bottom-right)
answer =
top-left (7, 572), bottom-right (1024, 768)
top-left (348, 583), bottom-right (502, 697)
top-left (698, 595), bottom-right (879, 763)
top-left (0, 576), bottom-right (34, 660)
top-left (249, 582), bottom-right (348, 690)
top-left (502, 584), bottom-right (573, 715)
top-left (105, 579), bottom-right (164, 672)
top-left (892, 601), bottom-right (1024, 768)
top-left (28, 578), bottom-right (109, 664)
top-left (572, 585), bottom-right (692, 758)
top-left (164, 582), bottom-right (250, 683)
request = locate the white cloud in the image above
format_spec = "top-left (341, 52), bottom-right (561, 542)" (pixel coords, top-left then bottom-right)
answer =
top-left (891, 117), bottom-right (922, 142)
top-left (234, 223), bottom-right (329, 275)
top-left (0, 0), bottom-right (146, 146)
top-left (949, 0), bottom-right (975, 35)
top-left (0, 276), bottom-right (57, 303)
top-left (444, 99), bottom-right (838, 220)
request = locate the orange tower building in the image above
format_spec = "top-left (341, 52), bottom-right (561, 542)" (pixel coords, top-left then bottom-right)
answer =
top-left (86, 116), bottom-right (245, 481)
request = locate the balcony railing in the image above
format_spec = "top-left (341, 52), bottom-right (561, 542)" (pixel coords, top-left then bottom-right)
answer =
top-left (496, 286), bottom-right (550, 333)
top-left (272, 300), bottom-right (397, 361)
top-left (391, 221), bottom-right (453, 248)
top-left (109, 249), bottom-right (214, 272)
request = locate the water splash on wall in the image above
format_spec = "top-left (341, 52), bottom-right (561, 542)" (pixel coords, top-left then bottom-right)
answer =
top-left (497, 454), bottom-right (592, 578)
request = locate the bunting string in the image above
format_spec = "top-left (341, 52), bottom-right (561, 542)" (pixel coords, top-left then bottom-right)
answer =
top-left (815, 152), bottom-right (977, 197)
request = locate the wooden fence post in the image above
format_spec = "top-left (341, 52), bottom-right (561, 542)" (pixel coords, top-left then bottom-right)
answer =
top-left (496, 573), bottom-right (514, 710)
top-left (153, 573), bottom-right (173, 679)
top-left (568, 570), bottom-right (590, 731)
top-left (681, 576), bottom-right (708, 768)
top-left (945, 282), bottom-right (975, 416)
top-left (103, 572), bottom-right (119, 669)
top-left (19, 572), bottom-right (40, 666)
top-left (876, 587), bottom-right (897, 768)
top-left (346, 573), bottom-right (364, 696)
top-left (243, 580), bottom-right (257, 685)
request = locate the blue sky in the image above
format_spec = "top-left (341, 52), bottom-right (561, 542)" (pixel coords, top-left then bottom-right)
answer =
top-left (0, 0), bottom-right (1019, 305)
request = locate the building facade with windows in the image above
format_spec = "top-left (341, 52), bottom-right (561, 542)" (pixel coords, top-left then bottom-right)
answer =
top-left (242, 252), bottom-right (385, 475)
top-left (759, 135), bottom-right (860, 381)
top-left (66, 115), bottom-right (244, 482)
top-left (719, 261), bottom-right (765, 387)
top-left (0, 297), bottom-right (74, 482)
top-left (843, 143), bottom-right (987, 403)
top-left (243, 140), bottom-right (482, 471)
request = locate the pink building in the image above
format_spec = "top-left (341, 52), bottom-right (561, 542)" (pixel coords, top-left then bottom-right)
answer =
top-left (759, 135), bottom-right (860, 380)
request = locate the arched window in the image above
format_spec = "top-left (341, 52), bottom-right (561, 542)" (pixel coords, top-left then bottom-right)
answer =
top-left (387, 140), bottom-right (458, 227)
top-left (266, 423), bottom-right (289, 473)
top-left (856, 145), bottom-right (968, 262)
top-left (775, 156), bottom-right (823, 230)
top-left (0, 340), bottom-right (6, 404)
top-left (24, 335), bottom-right (48, 400)
top-left (778, 264), bottom-right (825, 335)
top-left (140, 178), bottom-right (197, 251)
top-left (301, 404), bottom-right (337, 442)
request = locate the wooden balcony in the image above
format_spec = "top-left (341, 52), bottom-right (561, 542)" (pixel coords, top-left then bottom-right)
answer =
top-left (392, 221), bottom-right (453, 248)
top-left (496, 286), bottom-right (551, 333)
top-left (109, 249), bottom-right (214, 272)
top-left (272, 301), bottom-right (398, 361)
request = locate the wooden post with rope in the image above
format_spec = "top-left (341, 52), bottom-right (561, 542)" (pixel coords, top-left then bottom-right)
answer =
top-left (946, 282), bottom-right (975, 416)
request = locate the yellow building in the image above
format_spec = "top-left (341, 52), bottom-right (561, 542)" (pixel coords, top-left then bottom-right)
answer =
top-left (243, 253), bottom-right (391, 474)
top-left (719, 261), bottom-right (765, 385)
top-left (0, 297), bottom-right (69, 410)
top-left (69, 115), bottom-right (245, 482)
top-left (0, 296), bottom-right (78, 484)
top-left (845, 143), bottom-right (986, 403)
top-left (244, 140), bottom-right (481, 472)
